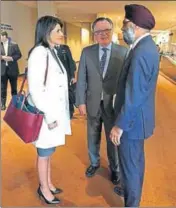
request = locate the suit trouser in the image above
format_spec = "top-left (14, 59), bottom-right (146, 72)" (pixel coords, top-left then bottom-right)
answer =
top-left (69, 99), bottom-right (74, 118)
top-left (1, 66), bottom-right (18, 105)
top-left (87, 101), bottom-right (119, 172)
top-left (118, 136), bottom-right (145, 207)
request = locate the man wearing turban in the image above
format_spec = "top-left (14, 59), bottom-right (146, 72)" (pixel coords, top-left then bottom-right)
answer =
top-left (110, 4), bottom-right (160, 207)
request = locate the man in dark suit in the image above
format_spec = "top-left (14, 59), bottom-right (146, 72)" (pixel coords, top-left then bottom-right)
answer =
top-left (110, 4), bottom-right (160, 207)
top-left (1, 31), bottom-right (22, 110)
top-left (76, 17), bottom-right (127, 184)
top-left (55, 44), bottom-right (76, 118)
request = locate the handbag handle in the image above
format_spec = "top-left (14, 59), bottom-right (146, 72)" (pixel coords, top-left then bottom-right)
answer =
top-left (19, 52), bottom-right (49, 94)
top-left (49, 48), bottom-right (64, 73)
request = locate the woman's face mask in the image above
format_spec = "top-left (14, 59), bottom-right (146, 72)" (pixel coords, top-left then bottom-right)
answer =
top-left (123, 26), bottom-right (135, 45)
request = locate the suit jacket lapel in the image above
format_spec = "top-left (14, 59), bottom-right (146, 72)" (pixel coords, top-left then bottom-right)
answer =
top-left (91, 44), bottom-right (101, 75)
top-left (7, 40), bottom-right (11, 56)
top-left (121, 49), bottom-right (133, 76)
top-left (104, 43), bottom-right (122, 80)
top-left (104, 43), bottom-right (114, 80)
top-left (1, 42), bottom-right (5, 55)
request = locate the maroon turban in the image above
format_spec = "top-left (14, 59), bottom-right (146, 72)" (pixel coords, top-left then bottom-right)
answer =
top-left (125, 4), bottom-right (155, 30)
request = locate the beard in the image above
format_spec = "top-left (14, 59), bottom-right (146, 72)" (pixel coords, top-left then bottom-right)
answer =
top-left (123, 26), bottom-right (135, 45)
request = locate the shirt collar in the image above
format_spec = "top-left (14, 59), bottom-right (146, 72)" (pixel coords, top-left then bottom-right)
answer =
top-left (3, 40), bottom-right (8, 45)
top-left (99, 42), bottom-right (112, 51)
top-left (132, 33), bottom-right (150, 49)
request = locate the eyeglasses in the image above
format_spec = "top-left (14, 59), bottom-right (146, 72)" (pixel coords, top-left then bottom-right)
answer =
top-left (93, 28), bottom-right (112, 35)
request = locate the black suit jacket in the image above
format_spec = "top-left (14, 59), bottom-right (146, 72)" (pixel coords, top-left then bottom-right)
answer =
top-left (55, 45), bottom-right (76, 82)
top-left (1, 40), bottom-right (22, 77)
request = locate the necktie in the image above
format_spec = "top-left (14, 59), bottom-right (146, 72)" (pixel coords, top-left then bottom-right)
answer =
top-left (100, 48), bottom-right (108, 73)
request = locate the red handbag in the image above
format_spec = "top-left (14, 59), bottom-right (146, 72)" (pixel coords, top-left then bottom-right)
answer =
top-left (3, 53), bottom-right (49, 143)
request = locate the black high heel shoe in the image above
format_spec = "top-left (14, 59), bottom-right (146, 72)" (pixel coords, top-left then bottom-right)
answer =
top-left (37, 187), bottom-right (60, 204)
top-left (50, 187), bottom-right (63, 195)
top-left (39, 184), bottom-right (63, 195)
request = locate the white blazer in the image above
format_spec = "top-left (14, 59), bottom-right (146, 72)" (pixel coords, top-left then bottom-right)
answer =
top-left (27, 46), bottom-right (71, 148)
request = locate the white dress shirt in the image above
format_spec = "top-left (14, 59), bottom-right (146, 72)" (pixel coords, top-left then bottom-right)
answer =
top-left (132, 33), bottom-right (150, 49)
top-left (3, 40), bottom-right (9, 66)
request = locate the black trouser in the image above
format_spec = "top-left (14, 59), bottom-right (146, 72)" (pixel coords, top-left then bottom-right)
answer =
top-left (69, 99), bottom-right (74, 118)
top-left (87, 101), bottom-right (120, 172)
top-left (68, 82), bottom-right (76, 119)
top-left (1, 66), bottom-right (18, 105)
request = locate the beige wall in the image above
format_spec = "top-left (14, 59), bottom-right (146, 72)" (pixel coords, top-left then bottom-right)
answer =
top-left (171, 30), bottom-right (176, 43)
top-left (81, 23), bottom-right (91, 48)
top-left (37, 1), bottom-right (56, 18)
top-left (65, 23), bottom-right (82, 62)
top-left (1, 1), bottom-right (37, 74)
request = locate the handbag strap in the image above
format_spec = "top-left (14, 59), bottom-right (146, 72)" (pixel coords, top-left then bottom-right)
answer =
top-left (19, 52), bottom-right (49, 94)
top-left (49, 48), bottom-right (64, 74)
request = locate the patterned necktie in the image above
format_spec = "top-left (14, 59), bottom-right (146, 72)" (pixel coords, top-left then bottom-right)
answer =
top-left (100, 48), bottom-right (108, 73)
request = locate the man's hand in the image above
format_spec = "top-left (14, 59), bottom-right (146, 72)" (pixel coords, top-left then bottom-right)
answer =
top-left (110, 126), bottom-right (123, 146)
top-left (48, 121), bottom-right (58, 130)
top-left (70, 78), bottom-right (76, 85)
top-left (78, 104), bottom-right (86, 116)
top-left (2, 56), bottom-right (13, 62)
top-left (6, 56), bottom-right (13, 61)
top-left (1, 56), bottom-right (7, 61)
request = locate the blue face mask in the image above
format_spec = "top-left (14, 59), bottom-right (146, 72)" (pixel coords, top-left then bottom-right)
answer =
top-left (123, 26), bottom-right (135, 45)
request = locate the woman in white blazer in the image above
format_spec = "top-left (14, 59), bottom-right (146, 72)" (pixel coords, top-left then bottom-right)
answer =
top-left (27, 16), bottom-right (71, 204)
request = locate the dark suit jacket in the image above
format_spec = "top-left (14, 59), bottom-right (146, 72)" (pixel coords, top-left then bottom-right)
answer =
top-left (1, 40), bottom-right (22, 77)
top-left (114, 35), bottom-right (160, 140)
top-left (55, 44), bottom-right (76, 82)
top-left (76, 42), bottom-right (127, 117)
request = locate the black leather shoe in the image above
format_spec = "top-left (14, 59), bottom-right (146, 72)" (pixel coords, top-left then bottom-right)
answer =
top-left (50, 187), bottom-right (63, 195)
top-left (111, 171), bottom-right (120, 185)
top-left (85, 165), bottom-right (100, 177)
top-left (114, 186), bottom-right (124, 197)
top-left (37, 187), bottom-right (60, 204)
top-left (1, 105), bottom-right (6, 111)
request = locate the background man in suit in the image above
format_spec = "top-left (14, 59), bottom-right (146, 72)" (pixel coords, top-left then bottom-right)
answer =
top-left (76, 17), bottom-right (127, 184)
top-left (55, 44), bottom-right (76, 118)
top-left (1, 31), bottom-right (22, 110)
top-left (110, 5), bottom-right (160, 207)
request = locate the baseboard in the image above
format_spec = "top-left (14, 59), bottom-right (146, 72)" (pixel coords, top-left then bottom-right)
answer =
top-left (159, 71), bottom-right (176, 85)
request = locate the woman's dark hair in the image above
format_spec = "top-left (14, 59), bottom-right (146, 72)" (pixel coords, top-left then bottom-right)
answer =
top-left (28, 15), bottom-right (63, 57)
top-left (92, 17), bottom-right (113, 31)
